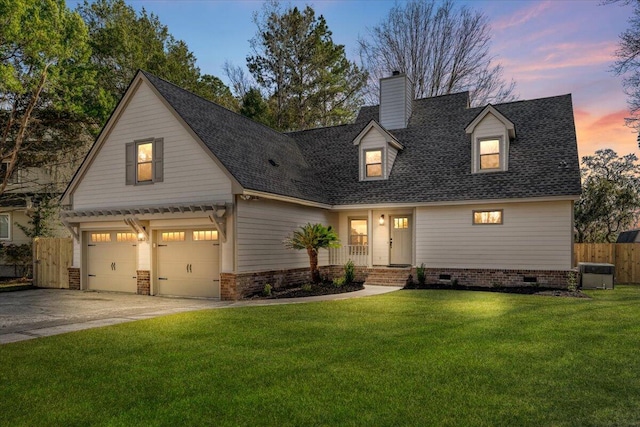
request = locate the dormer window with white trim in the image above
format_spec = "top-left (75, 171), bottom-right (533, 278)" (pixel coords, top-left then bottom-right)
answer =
top-left (353, 120), bottom-right (404, 182)
top-left (466, 105), bottom-right (515, 174)
top-left (365, 149), bottom-right (383, 178)
top-left (479, 138), bottom-right (501, 170)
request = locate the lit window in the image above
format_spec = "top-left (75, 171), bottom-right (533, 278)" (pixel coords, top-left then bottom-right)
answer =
top-left (0, 214), bottom-right (10, 240)
top-left (365, 150), bottom-right (382, 177)
top-left (349, 219), bottom-right (368, 256)
top-left (126, 138), bottom-right (163, 185)
top-left (162, 231), bottom-right (185, 242)
top-left (473, 210), bottom-right (503, 225)
top-left (116, 232), bottom-right (137, 243)
top-left (91, 233), bottom-right (111, 243)
top-left (349, 219), bottom-right (368, 246)
top-left (479, 139), bottom-right (500, 170)
top-left (393, 217), bottom-right (409, 229)
top-left (137, 142), bottom-right (153, 182)
top-left (193, 230), bottom-right (218, 241)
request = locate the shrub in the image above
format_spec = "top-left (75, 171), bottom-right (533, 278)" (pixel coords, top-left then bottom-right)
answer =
top-left (262, 284), bottom-right (272, 297)
top-left (416, 263), bottom-right (426, 285)
top-left (344, 260), bottom-right (355, 284)
top-left (333, 277), bottom-right (346, 287)
top-left (2, 243), bottom-right (32, 278)
top-left (301, 284), bottom-right (312, 292)
top-left (567, 271), bottom-right (578, 292)
top-left (451, 278), bottom-right (458, 287)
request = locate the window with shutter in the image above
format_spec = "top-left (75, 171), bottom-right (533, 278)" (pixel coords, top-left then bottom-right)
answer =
top-left (125, 138), bottom-right (164, 185)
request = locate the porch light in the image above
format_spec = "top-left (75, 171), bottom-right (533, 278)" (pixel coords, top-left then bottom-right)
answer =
top-left (137, 226), bottom-right (147, 241)
top-left (379, 214), bottom-right (385, 225)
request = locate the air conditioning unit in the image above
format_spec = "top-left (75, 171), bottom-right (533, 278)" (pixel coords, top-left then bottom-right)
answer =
top-left (578, 262), bottom-right (615, 290)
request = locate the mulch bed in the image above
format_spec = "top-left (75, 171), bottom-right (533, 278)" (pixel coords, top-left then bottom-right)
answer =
top-left (405, 283), bottom-right (590, 298)
top-left (246, 281), bottom-right (364, 299)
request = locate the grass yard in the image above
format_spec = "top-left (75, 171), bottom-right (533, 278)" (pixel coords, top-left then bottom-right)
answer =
top-left (1, 286), bottom-right (640, 426)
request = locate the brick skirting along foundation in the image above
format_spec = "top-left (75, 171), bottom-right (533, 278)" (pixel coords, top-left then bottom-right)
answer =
top-left (137, 270), bottom-right (150, 295)
top-left (220, 266), bottom-right (573, 300)
top-left (413, 267), bottom-right (572, 289)
top-left (68, 267), bottom-right (80, 290)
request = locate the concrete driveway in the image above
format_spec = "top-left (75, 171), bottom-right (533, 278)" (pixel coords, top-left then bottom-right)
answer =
top-left (0, 286), bottom-right (401, 345)
top-left (0, 289), bottom-right (231, 344)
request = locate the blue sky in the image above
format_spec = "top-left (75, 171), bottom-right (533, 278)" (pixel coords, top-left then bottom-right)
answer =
top-left (68, 0), bottom-right (636, 157)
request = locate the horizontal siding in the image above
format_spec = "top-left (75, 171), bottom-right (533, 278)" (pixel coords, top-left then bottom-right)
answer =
top-left (474, 113), bottom-right (505, 138)
top-left (73, 80), bottom-right (232, 209)
top-left (387, 147), bottom-right (398, 176)
top-left (380, 77), bottom-right (407, 130)
top-left (237, 198), bottom-right (337, 273)
top-left (415, 201), bottom-right (573, 270)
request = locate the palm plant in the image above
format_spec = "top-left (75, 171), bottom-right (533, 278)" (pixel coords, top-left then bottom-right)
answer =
top-left (283, 223), bottom-right (340, 283)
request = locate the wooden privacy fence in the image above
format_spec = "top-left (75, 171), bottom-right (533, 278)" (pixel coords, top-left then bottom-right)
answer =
top-left (574, 243), bottom-right (640, 283)
top-left (33, 237), bottom-right (73, 288)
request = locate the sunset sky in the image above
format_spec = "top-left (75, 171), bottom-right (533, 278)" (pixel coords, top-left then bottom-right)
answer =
top-left (68, 0), bottom-right (637, 159)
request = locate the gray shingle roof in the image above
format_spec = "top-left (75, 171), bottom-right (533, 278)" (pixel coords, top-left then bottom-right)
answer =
top-left (616, 230), bottom-right (639, 243)
top-left (144, 71), bottom-right (581, 206)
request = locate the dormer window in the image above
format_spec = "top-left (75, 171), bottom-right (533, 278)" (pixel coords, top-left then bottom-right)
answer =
top-left (353, 120), bottom-right (404, 182)
top-left (365, 150), bottom-right (383, 178)
top-left (479, 138), bottom-right (501, 170)
top-left (465, 105), bottom-right (515, 174)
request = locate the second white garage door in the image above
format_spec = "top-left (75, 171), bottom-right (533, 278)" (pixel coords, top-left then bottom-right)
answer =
top-left (156, 229), bottom-right (220, 298)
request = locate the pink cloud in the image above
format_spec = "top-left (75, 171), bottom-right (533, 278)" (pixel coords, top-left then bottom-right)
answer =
top-left (504, 41), bottom-right (616, 74)
top-left (574, 108), bottom-right (637, 157)
top-left (492, 1), bottom-right (553, 31)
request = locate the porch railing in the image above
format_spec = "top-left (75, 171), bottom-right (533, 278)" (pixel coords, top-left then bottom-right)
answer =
top-left (328, 245), bottom-right (369, 266)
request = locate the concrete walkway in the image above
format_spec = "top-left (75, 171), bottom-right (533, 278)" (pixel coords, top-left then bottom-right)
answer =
top-left (0, 285), bottom-right (401, 345)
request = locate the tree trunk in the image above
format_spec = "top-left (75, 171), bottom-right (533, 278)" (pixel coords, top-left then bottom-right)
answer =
top-left (307, 247), bottom-right (320, 283)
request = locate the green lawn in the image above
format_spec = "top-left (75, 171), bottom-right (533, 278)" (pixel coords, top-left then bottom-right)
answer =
top-left (2, 287), bottom-right (640, 426)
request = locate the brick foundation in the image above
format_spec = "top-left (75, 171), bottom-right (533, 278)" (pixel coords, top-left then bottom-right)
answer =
top-left (220, 265), bottom-right (574, 300)
top-left (413, 267), bottom-right (573, 289)
top-left (137, 270), bottom-right (150, 295)
top-left (68, 268), bottom-right (80, 290)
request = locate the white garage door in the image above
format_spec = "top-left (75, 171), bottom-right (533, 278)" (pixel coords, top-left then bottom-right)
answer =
top-left (157, 229), bottom-right (220, 298)
top-left (86, 231), bottom-right (138, 293)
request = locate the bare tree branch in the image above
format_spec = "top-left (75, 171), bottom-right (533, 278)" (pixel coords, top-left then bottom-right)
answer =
top-left (358, 0), bottom-right (517, 106)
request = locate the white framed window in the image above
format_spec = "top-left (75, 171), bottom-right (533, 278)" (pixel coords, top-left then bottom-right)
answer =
top-left (0, 213), bottom-right (11, 240)
top-left (474, 136), bottom-right (506, 173)
top-left (364, 149), bottom-right (383, 179)
top-left (126, 138), bottom-right (163, 185)
top-left (473, 210), bottom-right (503, 225)
top-left (479, 138), bottom-right (501, 170)
top-left (349, 218), bottom-right (368, 256)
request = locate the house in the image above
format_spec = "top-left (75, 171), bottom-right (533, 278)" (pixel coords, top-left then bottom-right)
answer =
top-left (0, 166), bottom-right (65, 277)
top-left (60, 70), bottom-right (581, 299)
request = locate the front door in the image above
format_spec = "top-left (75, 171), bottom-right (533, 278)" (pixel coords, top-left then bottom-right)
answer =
top-left (390, 215), bottom-right (412, 265)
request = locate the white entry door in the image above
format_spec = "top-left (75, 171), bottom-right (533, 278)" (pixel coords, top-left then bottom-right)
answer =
top-left (389, 215), bottom-right (412, 265)
top-left (86, 231), bottom-right (138, 293)
top-left (156, 229), bottom-right (220, 298)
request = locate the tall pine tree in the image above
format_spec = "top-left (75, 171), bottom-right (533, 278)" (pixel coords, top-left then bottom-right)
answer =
top-left (247, 3), bottom-right (367, 131)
